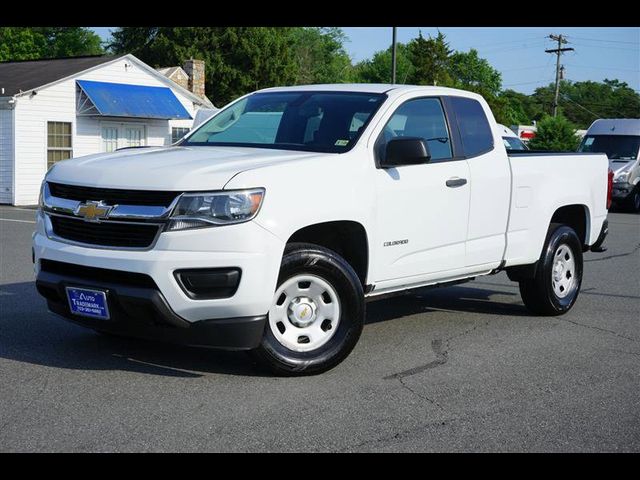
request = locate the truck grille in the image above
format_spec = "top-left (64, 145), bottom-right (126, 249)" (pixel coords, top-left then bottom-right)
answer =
top-left (48, 182), bottom-right (179, 207)
top-left (49, 216), bottom-right (160, 248)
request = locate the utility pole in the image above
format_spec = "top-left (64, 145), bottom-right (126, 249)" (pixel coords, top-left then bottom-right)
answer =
top-left (391, 27), bottom-right (397, 84)
top-left (545, 34), bottom-right (574, 117)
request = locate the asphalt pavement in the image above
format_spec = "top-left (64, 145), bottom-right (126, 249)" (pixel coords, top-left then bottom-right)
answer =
top-left (0, 206), bottom-right (638, 452)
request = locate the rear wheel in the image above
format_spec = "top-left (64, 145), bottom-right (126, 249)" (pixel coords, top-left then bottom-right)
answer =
top-left (519, 224), bottom-right (583, 316)
top-left (251, 243), bottom-right (365, 375)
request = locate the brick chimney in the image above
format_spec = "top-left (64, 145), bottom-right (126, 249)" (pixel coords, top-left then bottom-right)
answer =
top-left (183, 59), bottom-right (205, 100)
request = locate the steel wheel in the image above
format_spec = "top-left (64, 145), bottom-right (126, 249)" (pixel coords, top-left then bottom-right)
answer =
top-left (268, 274), bottom-right (341, 352)
top-left (551, 243), bottom-right (576, 299)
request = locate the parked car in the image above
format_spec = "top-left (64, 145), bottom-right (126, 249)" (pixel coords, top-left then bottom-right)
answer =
top-left (497, 123), bottom-right (528, 151)
top-left (34, 84), bottom-right (611, 375)
top-left (578, 118), bottom-right (640, 212)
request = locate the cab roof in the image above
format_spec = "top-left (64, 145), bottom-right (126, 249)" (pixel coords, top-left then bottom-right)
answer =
top-left (587, 118), bottom-right (640, 136)
top-left (257, 83), bottom-right (478, 97)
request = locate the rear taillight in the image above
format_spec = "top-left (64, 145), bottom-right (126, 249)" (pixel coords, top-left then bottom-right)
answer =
top-left (607, 168), bottom-right (614, 209)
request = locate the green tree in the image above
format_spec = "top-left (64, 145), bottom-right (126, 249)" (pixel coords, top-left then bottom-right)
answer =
top-left (353, 42), bottom-right (414, 84)
top-left (0, 27), bottom-right (103, 61)
top-left (494, 89), bottom-right (545, 126)
top-left (407, 31), bottom-right (452, 86)
top-left (288, 27), bottom-right (354, 84)
top-left (530, 79), bottom-right (640, 129)
top-left (527, 115), bottom-right (581, 151)
top-left (448, 49), bottom-right (502, 97)
top-left (110, 27), bottom-right (299, 106)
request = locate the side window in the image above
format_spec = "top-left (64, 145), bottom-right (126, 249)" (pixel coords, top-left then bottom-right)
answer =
top-left (450, 97), bottom-right (493, 157)
top-left (376, 98), bottom-right (452, 163)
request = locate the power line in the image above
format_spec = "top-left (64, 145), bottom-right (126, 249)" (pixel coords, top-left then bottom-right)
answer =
top-left (569, 42), bottom-right (639, 52)
top-left (567, 35), bottom-right (639, 45)
top-left (560, 94), bottom-right (604, 119)
top-left (503, 79), bottom-right (552, 87)
top-left (456, 35), bottom-right (545, 50)
top-left (478, 41), bottom-right (548, 55)
top-left (501, 64), bottom-right (550, 72)
top-left (563, 63), bottom-right (640, 73)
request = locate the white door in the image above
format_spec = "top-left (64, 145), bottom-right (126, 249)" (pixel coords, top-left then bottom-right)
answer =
top-left (448, 96), bottom-right (510, 267)
top-left (125, 126), bottom-right (144, 147)
top-left (102, 127), bottom-right (118, 152)
top-left (372, 97), bottom-right (471, 286)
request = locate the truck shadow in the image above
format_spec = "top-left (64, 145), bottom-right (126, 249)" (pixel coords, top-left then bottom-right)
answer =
top-left (365, 284), bottom-right (526, 324)
top-left (0, 280), bottom-right (525, 378)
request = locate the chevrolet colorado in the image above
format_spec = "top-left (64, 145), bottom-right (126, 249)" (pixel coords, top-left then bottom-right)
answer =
top-left (34, 84), bottom-right (611, 375)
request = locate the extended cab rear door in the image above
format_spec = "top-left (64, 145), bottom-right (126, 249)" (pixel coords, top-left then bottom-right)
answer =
top-left (445, 96), bottom-right (511, 269)
top-left (370, 96), bottom-right (471, 288)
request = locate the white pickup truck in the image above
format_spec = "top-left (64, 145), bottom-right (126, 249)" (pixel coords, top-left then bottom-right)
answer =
top-left (34, 84), bottom-right (611, 375)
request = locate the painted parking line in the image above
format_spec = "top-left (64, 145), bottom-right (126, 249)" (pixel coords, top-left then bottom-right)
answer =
top-left (0, 218), bottom-right (36, 224)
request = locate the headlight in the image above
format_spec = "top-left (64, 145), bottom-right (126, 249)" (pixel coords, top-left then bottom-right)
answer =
top-left (166, 188), bottom-right (265, 231)
top-left (613, 172), bottom-right (629, 183)
top-left (38, 181), bottom-right (46, 209)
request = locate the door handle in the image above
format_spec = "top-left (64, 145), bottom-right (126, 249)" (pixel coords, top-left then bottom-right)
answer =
top-left (446, 177), bottom-right (467, 188)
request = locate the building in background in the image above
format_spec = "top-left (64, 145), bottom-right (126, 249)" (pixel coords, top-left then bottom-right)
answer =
top-left (0, 54), bottom-right (214, 205)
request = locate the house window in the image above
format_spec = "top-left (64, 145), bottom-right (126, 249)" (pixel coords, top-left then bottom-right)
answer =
top-left (47, 122), bottom-right (72, 168)
top-left (172, 127), bottom-right (190, 143)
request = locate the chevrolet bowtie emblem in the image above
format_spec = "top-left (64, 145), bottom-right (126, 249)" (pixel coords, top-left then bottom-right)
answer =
top-left (75, 200), bottom-right (113, 222)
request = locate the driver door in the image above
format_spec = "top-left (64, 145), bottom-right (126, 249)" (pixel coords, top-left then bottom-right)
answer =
top-left (371, 97), bottom-right (471, 289)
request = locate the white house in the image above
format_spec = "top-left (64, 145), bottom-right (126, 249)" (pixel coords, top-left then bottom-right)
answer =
top-left (0, 54), bottom-right (215, 205)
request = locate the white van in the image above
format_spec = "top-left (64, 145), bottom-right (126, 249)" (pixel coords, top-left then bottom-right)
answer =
top-left (579, 119), bottom-right (640, 212)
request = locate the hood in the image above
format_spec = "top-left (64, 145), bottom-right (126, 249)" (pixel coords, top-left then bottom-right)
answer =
top-left (609, 158), bottom-right (636, 178)
top-left (46, 146), bottom-right (320, 191)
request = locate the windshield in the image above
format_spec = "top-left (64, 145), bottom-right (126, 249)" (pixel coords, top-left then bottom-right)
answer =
top-left (502, 136), bottom-right (528, 151)
top-left (578, 135), bottom-right (640, 161)
top-left (182, 91), bottom-right (387, 153)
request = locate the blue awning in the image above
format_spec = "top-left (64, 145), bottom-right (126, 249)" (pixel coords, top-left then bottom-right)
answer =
top-left (76, 80), bottom-right (192, 120)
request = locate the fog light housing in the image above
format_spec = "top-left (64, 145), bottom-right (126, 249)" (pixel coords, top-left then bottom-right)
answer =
top-left (174, 268), bottom-right (241, 300)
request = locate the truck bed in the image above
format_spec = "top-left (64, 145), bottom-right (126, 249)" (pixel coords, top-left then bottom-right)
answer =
top-left (504, 151), bottom-right (609, 267)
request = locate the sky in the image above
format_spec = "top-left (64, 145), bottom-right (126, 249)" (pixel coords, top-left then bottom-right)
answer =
top-left (90, 27), bottom-right (639, 95)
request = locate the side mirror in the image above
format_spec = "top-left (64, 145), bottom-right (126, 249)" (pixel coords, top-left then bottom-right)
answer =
top-left (381, 137), bottom-right (431, 168)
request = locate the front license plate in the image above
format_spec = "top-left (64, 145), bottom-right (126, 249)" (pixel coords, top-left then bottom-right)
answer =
top-left (66, 287), bottom-right (110, 320)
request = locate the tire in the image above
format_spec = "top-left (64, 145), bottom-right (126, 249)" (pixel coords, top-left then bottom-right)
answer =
top-left (519, 223), bottom-right (583, 316)
top-left (250, 242), bottom-right (365, 376)
top-left (626, 187), bottom-right (640, 213)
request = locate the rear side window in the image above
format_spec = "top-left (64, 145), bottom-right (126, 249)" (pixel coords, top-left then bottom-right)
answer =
top-left (450, 97), bottom-right (493, 157)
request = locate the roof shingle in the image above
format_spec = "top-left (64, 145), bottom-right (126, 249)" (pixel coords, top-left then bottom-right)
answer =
top-left (0, 55), bottom-right (123, 96)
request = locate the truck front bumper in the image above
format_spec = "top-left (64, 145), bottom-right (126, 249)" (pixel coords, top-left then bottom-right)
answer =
top-left (33, 210), bottom-right (285, 349)
top-left (612, 182), bottom-right (635, 200)
top-left (35, 266), bottom-right (267, 350)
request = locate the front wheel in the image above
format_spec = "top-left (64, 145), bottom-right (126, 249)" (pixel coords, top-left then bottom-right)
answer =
top-left (519, 224), bottom-right (584, 316)
top-left (626, 187), bottom-right (640, 213)
top-left (250, 243), bottom-right (365, 376)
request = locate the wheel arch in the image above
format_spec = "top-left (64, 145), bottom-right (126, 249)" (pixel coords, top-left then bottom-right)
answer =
top-left (549, 203), bottom-right (591, 249)
top-left (285, 220), bottom-right (369, 287)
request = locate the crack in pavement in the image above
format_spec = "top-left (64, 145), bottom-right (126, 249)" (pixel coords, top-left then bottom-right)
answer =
top-left (397, 375), bottom-right (446, 411)
top-left (385, 339), bottom-right (448, 380)
top-left (383, 320), bottom-right (492, 417)
top-left (558, 317), bottom-right (637, 343)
